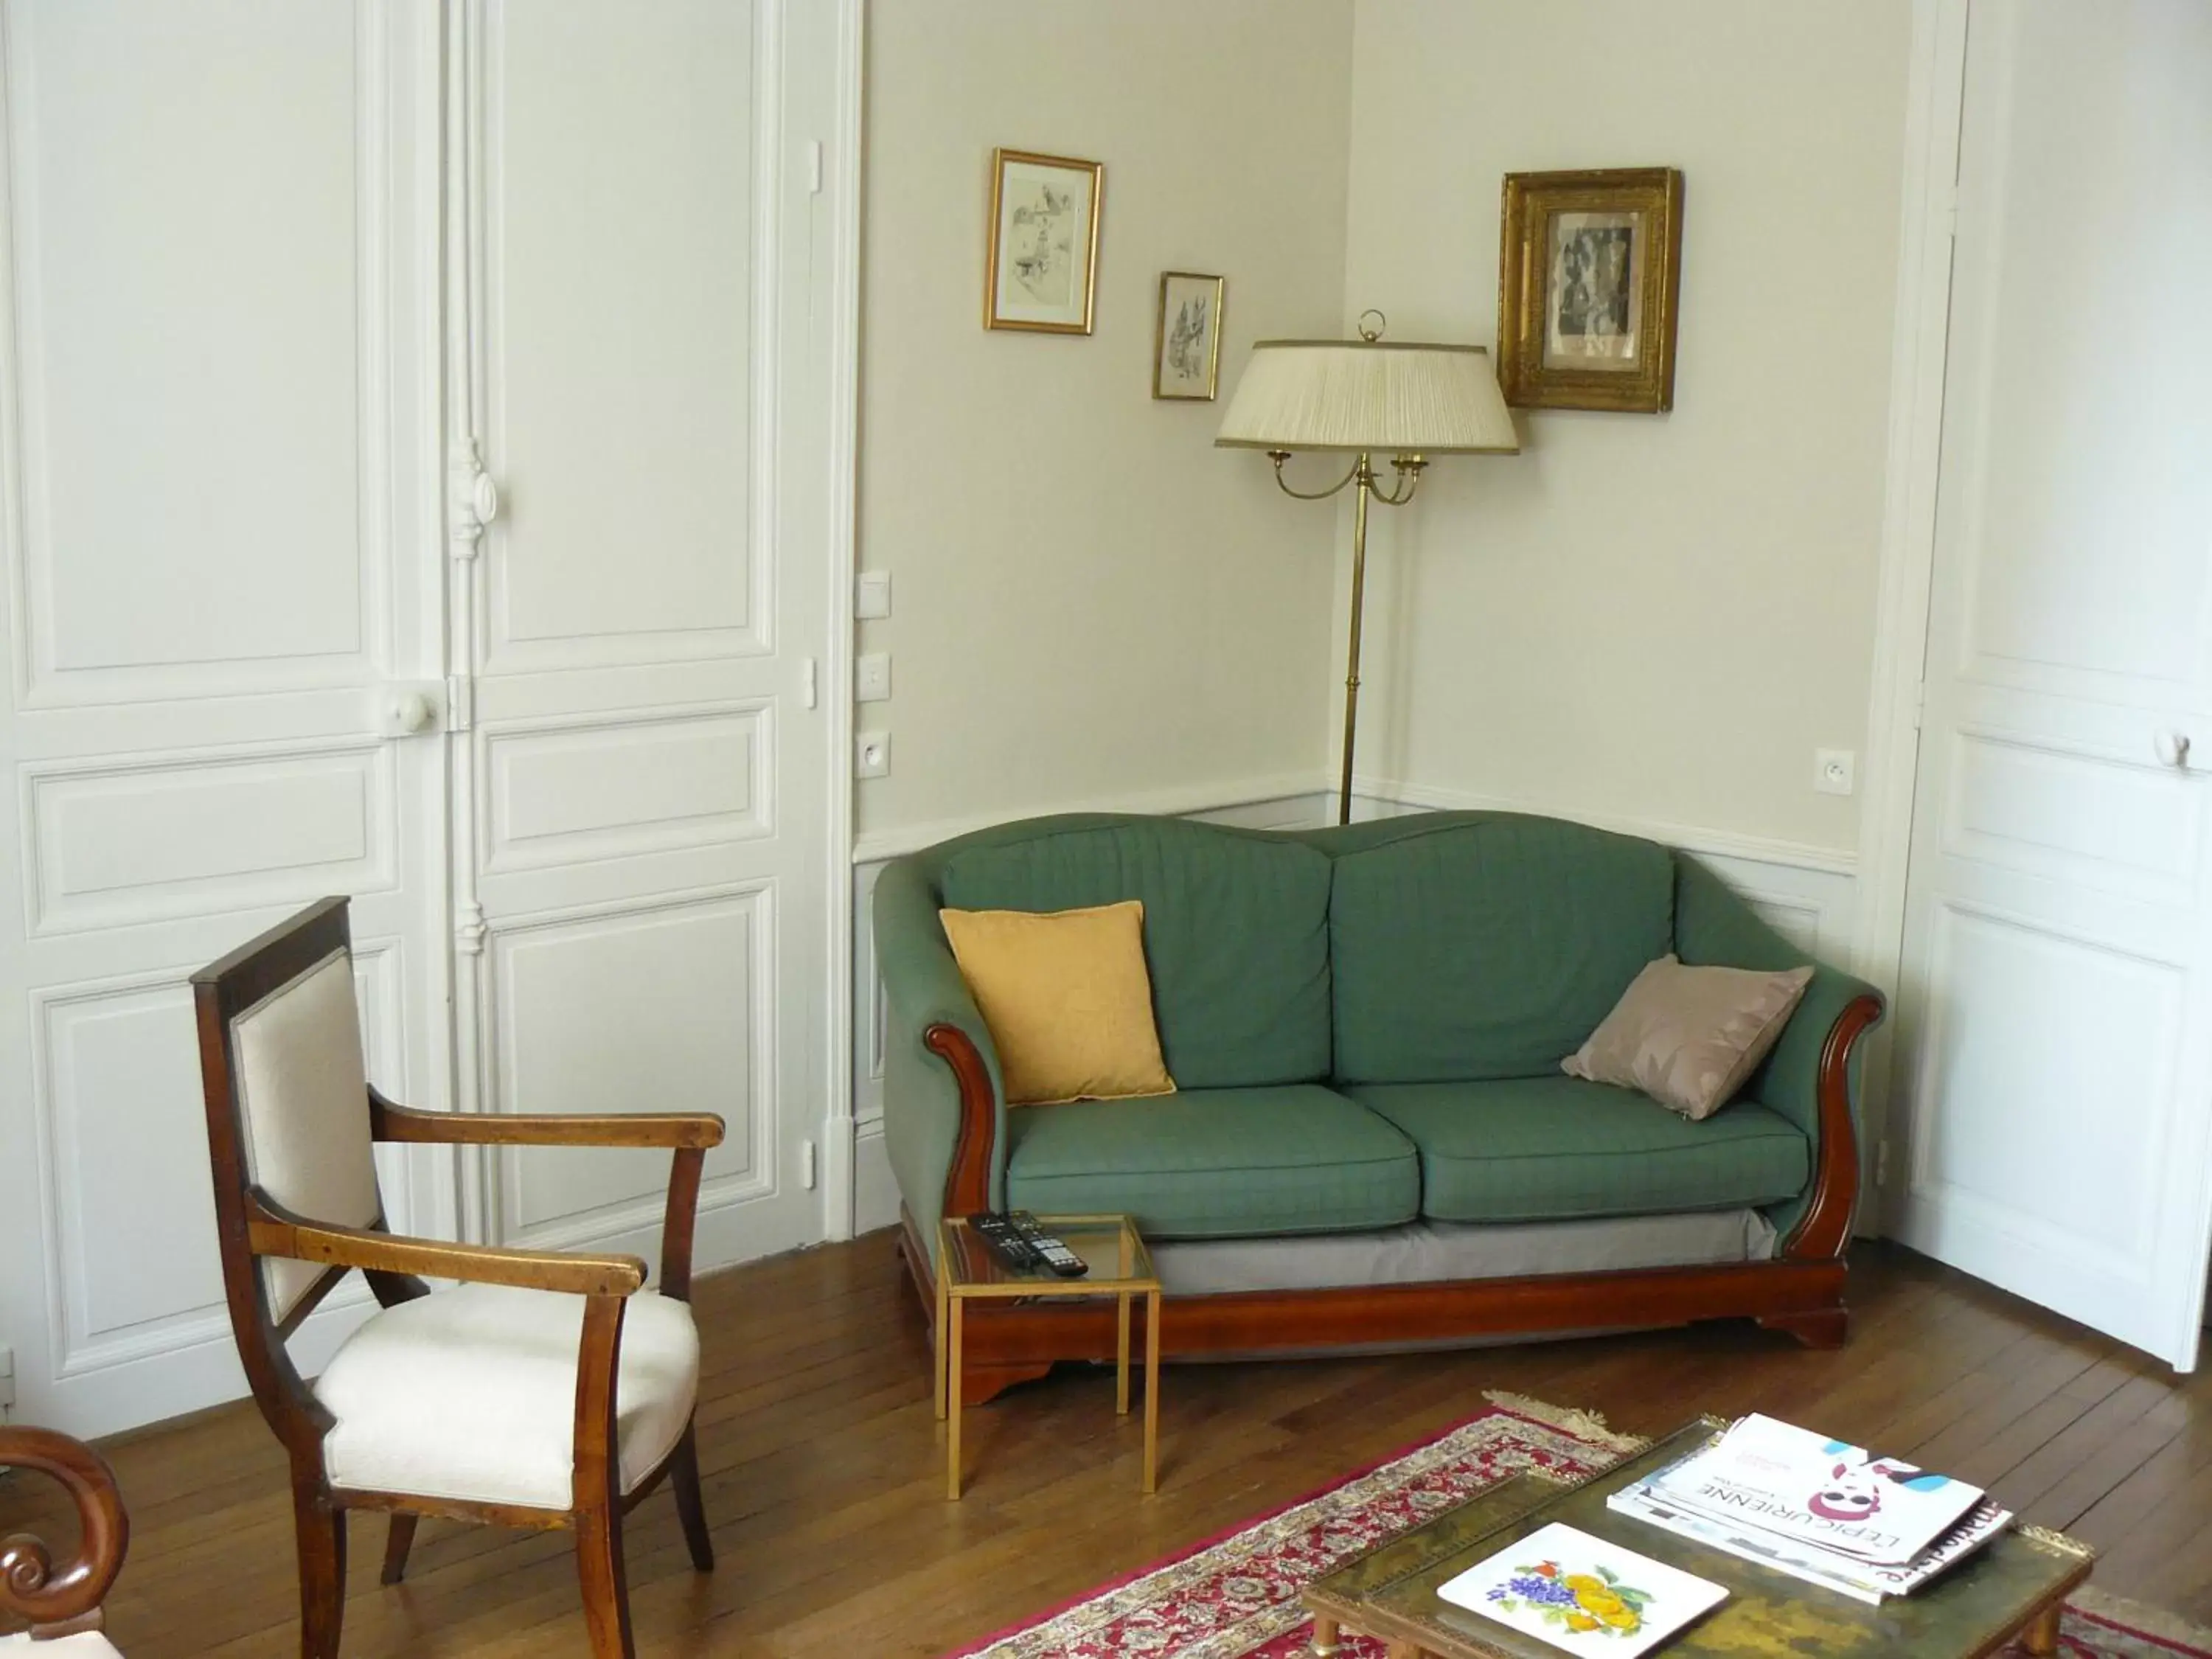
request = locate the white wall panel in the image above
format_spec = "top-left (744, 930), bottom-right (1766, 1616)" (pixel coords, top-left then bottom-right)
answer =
top-left (3, 0), bottom-right (389, 705)
top-left (482, 707), bottom-right (765, 872)
top-left (481, 0), bottom-right (759, 672)
top-left (24, 742), bottom-right (394, 933)
top-left (490, 891), bottom-right (767, 1245)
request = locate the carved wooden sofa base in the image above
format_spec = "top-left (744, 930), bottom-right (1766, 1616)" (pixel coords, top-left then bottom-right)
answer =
top-left (898, 1206), bottom-right (1850, 1407)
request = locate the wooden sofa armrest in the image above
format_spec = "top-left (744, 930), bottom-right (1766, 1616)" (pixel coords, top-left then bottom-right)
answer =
top-left (1780, 992), bottom-right (1885, 1262)
top-left (927, 1021), bottom-right (1000, 1218)
top-left (247, 1197), bottom-right (647, 1298)
top-left (0, 1427), bottom-right (128, 1637)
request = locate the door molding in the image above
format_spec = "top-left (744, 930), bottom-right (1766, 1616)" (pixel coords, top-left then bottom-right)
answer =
top-left (818, 0), bottom-right (863, 1242)
top-left (1850, 0), bottom-right (1969, 1229)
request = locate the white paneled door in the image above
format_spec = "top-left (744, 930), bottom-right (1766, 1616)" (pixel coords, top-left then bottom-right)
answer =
top-left (451, 0), bottom-right (831, 1271)
top-left (1893, 0), bottom-right (2212, 1368)
top-left (0, 0), bottom-right (850, 1436)
top-left (0, 0), bottom-right (456, 1433)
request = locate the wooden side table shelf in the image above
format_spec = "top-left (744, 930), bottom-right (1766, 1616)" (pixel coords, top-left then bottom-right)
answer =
top-left (934, 1213), bottom-right (1163, 1500)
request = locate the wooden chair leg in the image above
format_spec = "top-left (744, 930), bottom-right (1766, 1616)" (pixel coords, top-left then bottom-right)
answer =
top-left (291, 1489), bottom-right (347, 1659)
top-left (669, 1424), bottom-right (714, 1573)
top-left (574, 1501), bottom-right (636, 1659)
top-left (380, 1512), bottom-right (418, 1586)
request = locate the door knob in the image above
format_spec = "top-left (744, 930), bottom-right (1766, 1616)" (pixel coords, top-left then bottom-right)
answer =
top-left (2156, 731), bottom-right (2193, 769)
top-left (377, 681), bottom-right (448, 738)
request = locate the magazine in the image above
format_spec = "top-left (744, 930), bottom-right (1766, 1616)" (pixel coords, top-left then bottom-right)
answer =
top-left (1647, 1413), bottom-right (1985, 1566)
top-left (1607, 1481), bottom-right (2013, 1604)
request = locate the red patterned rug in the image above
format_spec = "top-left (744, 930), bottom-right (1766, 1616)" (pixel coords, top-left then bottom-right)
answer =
top-left (945, 1393), bottom-right (2212, 1659)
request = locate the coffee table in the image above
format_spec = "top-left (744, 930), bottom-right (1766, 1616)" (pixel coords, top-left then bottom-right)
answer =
top-left (1305, 1419), bottom-right (2094, 1658)
top-left (934, 1212), bottom-right (1162, 1500)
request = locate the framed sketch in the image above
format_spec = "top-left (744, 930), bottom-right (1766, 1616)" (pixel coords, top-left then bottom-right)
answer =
top-left (985, 148), bottom-right (1104, 334)
top-left (1152, 271), bottom-right (1224, 400)
top-left (1497, 167), bottom-right (1684, 412)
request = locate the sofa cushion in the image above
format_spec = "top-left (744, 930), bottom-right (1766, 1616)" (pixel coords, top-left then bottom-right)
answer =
top-left (1345, 1077), bottom-right (1809, 1224)
top-left (1001, 1084), bottom-right (1419, 1239)
top-left (1329, 815), bottom-right (1674, 1083)
top-left (938, 818), bottom-right (1332, 1089)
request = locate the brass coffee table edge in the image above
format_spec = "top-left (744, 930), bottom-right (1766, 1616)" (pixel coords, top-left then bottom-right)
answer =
top-left (1302, 1421), bottom-right (2098, 1659)
top-left (935, 1213), bottom-right (1164, 1501)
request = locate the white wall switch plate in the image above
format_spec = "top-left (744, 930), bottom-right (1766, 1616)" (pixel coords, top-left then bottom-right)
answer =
top-left (855, 651), bottom-right (891, 703)
top-left (855, 730), bottom-right (891, 779)
top-left (1815, 748), bottom-right (1857, 796)
top-left (855, 570), bottom-right (892, 620)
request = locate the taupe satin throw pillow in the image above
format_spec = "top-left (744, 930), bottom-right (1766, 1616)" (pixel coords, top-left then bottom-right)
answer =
top-left (1562, 953), bottom-right (1815, 1120)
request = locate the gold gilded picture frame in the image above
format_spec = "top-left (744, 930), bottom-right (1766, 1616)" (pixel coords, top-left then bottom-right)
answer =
top-left (1152, 271), bottom-right (1224, 400)
top-left (1498, 167), bottom-right (1684, 413)
top-left (985, 148), bottom-right (1104, 335)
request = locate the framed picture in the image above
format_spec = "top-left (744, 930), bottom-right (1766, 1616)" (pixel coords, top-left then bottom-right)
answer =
top-left (985, 148), bottom-right (1104, 334)
top-left (1152, 271), bottom-right (1224, 400)
top-left (1497, 167), bottom-right (1684, 412)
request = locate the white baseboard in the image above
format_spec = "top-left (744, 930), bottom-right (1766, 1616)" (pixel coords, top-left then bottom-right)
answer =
top-left (854, 1119), bottom-right (900, 1235)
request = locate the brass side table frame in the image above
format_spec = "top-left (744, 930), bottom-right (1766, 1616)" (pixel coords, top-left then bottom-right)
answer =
top-left (1305, 1419), bottom-right (2095, 1659)
top-left (934, 1213), bottom-right (1163, 1500)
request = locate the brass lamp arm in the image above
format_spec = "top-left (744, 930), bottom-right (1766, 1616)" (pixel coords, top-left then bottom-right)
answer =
top-left (1267, 451), bottom-right (1362, 502)
top-left (1370, 455), bottom-right (1427, 507)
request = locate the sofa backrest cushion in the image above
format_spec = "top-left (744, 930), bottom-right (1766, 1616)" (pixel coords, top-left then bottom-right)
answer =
top-left (936, 817), bottom-right (1332, 1090)
top-left (1328, 815), bottom-right (1674, 1084)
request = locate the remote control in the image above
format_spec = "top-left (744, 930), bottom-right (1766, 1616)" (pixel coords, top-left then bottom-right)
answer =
top-left (967, 1211), bottom-right (1046, 1272)
top-left (1008, 1211), bottom-right (1089, 1279)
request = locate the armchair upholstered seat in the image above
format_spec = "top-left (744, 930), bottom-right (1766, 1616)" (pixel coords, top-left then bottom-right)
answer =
top-left (0, 1638), bottom-right (122, 1655)
top-left (192, 897), bottom-right (723, 1659)
top-left (316, 1283), bottom-right (700, 1511)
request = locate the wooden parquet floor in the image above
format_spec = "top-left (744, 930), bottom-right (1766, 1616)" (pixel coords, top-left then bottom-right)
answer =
top-left (6, 1232), bottom-right (2211, 1657)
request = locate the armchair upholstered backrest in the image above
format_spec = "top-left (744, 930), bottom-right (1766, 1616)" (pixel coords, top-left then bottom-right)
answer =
top-left (228, 945), bottom-right (381, 1324)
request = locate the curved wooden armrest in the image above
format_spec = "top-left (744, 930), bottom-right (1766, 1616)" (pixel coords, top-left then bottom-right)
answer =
top-left (0, 1427), bottom-right (128, 1635)
top-left (372, 1093), bottom-right (724, 1150)
top-left (247, 1200), bottom-right (647, 1297)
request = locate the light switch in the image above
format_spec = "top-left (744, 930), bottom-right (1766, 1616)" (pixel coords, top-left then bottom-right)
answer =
top-left (856, 570), bottom-right (892, 620)
top-left (856, 651), bottom-right (891, 703)
top-left (1814, 748), bottom-right (1856, 796)
top-left (855, 731), bottom-right (891, 779)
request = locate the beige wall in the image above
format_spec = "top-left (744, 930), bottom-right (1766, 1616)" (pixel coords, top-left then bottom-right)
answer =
top-left (1340, 0), bottom-right (1911, 854)
top-left (856, 0), bottom-right (1354, 845)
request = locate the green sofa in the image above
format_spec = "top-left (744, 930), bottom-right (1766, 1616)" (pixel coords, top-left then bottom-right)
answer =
top-left (875, 810), bottom-right (1884, 1402)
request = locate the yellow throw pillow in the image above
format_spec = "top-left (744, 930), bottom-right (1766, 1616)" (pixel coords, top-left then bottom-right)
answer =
top-left (938, 900), bottom-right (1177, 1106)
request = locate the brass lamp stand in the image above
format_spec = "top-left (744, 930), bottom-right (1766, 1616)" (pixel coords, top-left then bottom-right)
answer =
top-left (1267, 448), bottom-right (1427, 825)
top-left (1213, 311), bottom-right (1520, 828)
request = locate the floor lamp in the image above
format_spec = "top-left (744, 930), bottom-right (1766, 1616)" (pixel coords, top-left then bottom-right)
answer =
top-left (1215, 314), bottom-right (1520, 824)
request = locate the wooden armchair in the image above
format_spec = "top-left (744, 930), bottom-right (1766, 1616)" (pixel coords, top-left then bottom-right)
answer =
top-left (0, 1427), bottom-right (128, 1652)
top-left (191, 897), bottom-right (724, 1659)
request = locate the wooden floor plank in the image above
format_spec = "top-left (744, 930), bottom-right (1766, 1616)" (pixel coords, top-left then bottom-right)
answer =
top-left (7, 1232), bottom-right (2209, 1658)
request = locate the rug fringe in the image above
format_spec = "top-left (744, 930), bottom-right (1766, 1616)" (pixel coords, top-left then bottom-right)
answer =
top-left (1482, 1390), bottom-right (1648, 1455)
top-left (2072, 1586), bottom-right (2212, 1653)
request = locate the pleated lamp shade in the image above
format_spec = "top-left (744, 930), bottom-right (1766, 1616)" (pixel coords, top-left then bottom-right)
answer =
top-left (1214, 340), bottom-right (1520, 455)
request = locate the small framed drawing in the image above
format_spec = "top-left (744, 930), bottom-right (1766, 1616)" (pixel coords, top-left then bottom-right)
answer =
top-left (1497, 167), bottom-right (1684, 413)
top-left (986, 147), bottom-right (1104, 335)
top-left (1152, 272), bottom-right (1224, 400)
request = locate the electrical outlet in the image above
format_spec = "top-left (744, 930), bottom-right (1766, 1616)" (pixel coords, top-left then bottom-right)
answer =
top-left (855, 731), bottom-right (891, 779)
top-left (855, 651), bottom-right (891, 703)
top-left (1814, 748), bottom-right (1857, 796)
top-left (855, 570), bottom-right (892, 620)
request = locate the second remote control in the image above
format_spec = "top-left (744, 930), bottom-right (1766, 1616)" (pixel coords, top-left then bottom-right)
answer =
top-left (1009, 1211), bottom-right (1088, 1278)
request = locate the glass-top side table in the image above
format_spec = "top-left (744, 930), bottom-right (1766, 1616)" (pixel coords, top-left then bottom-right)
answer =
top-left (934, 1213), bottom-right (1162, 1500)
